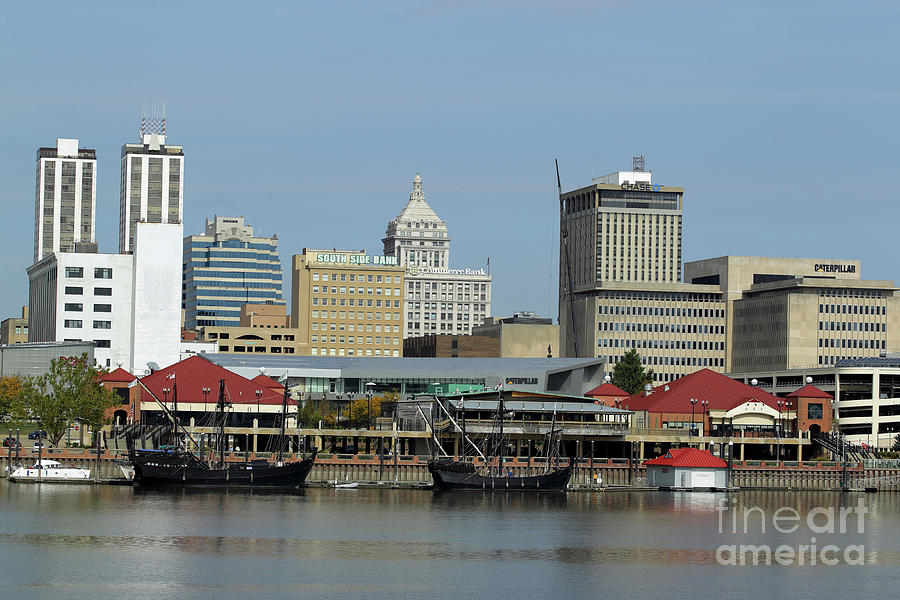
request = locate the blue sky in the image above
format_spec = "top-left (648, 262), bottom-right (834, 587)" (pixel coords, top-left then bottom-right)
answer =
top-left (1, 1), bottom-right (898, 321)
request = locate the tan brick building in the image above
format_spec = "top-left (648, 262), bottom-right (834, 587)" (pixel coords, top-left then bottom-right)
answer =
top-left (291, 249), bottom-right (405, 357)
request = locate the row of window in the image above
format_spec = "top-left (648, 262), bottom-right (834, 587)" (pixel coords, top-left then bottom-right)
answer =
top-left (409, 292), bottom-right (487, 302)
top-left (407, 281), bottom-right (487, 291)
top-left (409, 312), bottom-right (481, 322)
top-left (312, 298), bottom-right (401, 308)
top-left (208, 332), bottom-right (295, 341)
top-left (312, 323), bottom-right (401, 333)
top-left (311, 347), bottom-right (400, 357)
top-left (64, 267), bottom-right (112, 279)
top-left (65, 286), bottom-right (112, 296)
top-left (63, 320), bottom-right (111, 329)
top-left (818, 288), bottom-right (886, 298)
top-left (600, 305), bottom-right (723, 317)
top-left (819, 304), bottom-right (886, 315)
top-left (312, 273), bottom-right (398, 283)
top-left (312, 286), bottom-right (400, 296)
top-left (410, 302), bottom-right (487, 312)
top-left (819, 321), bottom-right (885, 332)
top-left (408, 322), bottom-right (471, 332)
top-left (599, 338), bottom-right (724, 351)
top-left (63, 303), bottom-right (112, 312)
top-left (311, 335), bottom-right (400, 345)
top-left (600, 323), bottom-right (723, 335)
top-left (219, 345), bottom-right (296, 354)
top-left (818, 339), bottom-right (886, 350)
top-left (601, 354), bottom-right (722, 370)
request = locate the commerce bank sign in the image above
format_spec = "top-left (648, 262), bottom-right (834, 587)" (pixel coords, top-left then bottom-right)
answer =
top-left (315, 253), bottom-right (398, 266)
top-left (814, 264), bottom-right (856, 274)
top-left (407, 265), bottom-right (488, 277)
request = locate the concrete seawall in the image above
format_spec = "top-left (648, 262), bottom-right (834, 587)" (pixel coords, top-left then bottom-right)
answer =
top-left (2, 451), bottom-right (897, 491)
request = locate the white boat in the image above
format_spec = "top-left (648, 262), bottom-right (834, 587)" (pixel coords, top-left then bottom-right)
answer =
top-left (7, 460), bottom-right (92, 483)
top-left (335, 482), bottom-right (359, 489)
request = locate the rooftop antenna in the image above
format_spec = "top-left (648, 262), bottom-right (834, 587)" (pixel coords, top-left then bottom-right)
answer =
top-left (140, 101), bottom-right (147, 138)
top-left (162, 101), bottom-right (166, 136)
top-left (633, 155), bottom-right (645, 172)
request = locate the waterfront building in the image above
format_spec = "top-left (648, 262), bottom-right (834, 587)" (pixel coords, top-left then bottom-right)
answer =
top-left (206, 353), bottom-right (606, 398)
top-left (623, 368), bottom-right (822, 461)
top-left (33, 138), bottom-right (97, 263)
top-left (27, 222), bottom-right (183, 372)
top-left (0, 307), bottom-right (29, 345)
top-left (119, 126), bottom-right (183, 253)
top-left (644, 448), bottom-right (729, 490)
top-left (291, 249), bottom-right (405, 357)
top-left (730, 357), bottom-right (900, 449)
top-left (382, 174), bottom-right (492, 337)
top-left (197, 303), bottom-right (304, 356)
top-left (183, 216), bottom-right (285, 329)
top-left (685, 256), bottom-right (900, 372)
top-left (584, 381), bottom-right (629, 407)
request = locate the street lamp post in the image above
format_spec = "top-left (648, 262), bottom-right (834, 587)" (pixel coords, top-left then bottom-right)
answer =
top-left (700, 400), bottom-right (709, 440)
top-left (202, 387), bottom-right (210, 413)
top-left (690, 398), bottom-right (698, 443)
top-left (365, 382), bottom-right (376, 431)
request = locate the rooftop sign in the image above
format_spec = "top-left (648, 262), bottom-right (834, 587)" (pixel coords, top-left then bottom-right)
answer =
top-left (407, 265), bottom-right (488, 277)
top-left (315, 253), bottom-right (398, 266)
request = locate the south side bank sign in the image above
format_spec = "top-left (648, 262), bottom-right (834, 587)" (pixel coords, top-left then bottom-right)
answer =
top-left (315, 253), bottom-right (398, 266)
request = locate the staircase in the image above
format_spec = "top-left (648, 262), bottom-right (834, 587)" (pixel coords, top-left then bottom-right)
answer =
top-left (812, 431), bottom-right (879, 462)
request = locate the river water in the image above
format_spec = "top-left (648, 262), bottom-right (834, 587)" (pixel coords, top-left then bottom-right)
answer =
top-left (0, 481), bottom-right (898, 599)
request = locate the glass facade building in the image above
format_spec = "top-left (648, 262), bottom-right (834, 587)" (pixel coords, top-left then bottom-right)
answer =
top-left (183, 216), bottom-right (285, 329)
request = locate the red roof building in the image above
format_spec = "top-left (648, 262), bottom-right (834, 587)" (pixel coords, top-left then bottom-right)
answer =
top-left (644, 447), bottom-right (727, 468)
top-left (251, 373), bottom-right (286, 394)
top-left (584, 382), bottom-right (629, 407)
top-left (645, 448), bottom-right (729, 489)
top-left (139, 355), bottom-right (290, 407)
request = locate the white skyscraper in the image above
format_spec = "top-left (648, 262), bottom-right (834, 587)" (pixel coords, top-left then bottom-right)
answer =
top-left (383, 174), bottom-right (491, 337)
top-left (119, 114), bottom-right (184, 253)
top-left (33, 138), bottom-right (97, 263)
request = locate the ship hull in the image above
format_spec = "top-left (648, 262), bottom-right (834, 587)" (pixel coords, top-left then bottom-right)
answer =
top-left (133, 451), bottom-right (316, 489)
top-left (428, 460), bottom-right (571, 492)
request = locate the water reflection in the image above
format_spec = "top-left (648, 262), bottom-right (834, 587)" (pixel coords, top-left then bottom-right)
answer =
top-left (1, 481), bottom-right (898, 599)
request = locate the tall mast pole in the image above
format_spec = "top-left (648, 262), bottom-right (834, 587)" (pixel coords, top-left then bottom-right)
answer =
top-left (497, 386), bottom-right (504, 473)
top-left (558, 159), bottom-right (579, 357)
top-left (217, 379), bottom-right (227, 467)
top-left (460, 398), bottom-right (466, 462)
top-left (278, 384), bottom-right (289, 463)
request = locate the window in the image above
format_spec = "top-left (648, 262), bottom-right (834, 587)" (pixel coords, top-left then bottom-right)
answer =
top-left (64, 303), bottom-right (83, 312)
top-left (65, 286), bottom-right (83, 295)
top-left (64, 320), bottom-right (82, 328)
top-left (808, 403), bottom-right (824, 420)
top-left (94, 340), bottom-right (111, 348)
top-left (94, 287), bottom-right (112, 296)
top-left (94, 268), bottom-right (113, 279)
top-left (93, 320), bottom-right (112, 329)
top-left (65, 267), bottom-right (83, 278)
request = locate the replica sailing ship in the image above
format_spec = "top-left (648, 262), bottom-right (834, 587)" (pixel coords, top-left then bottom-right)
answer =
top-left (428, 388), bottom-right (572, 492)
top-left (130, 378), bottom-right (316, 489)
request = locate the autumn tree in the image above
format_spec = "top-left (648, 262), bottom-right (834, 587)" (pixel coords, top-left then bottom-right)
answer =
top-left (12, 354), bottom-right (119, 446)
top-left (609, 348), bottom-right (656, 395)
top-left (349, 396), bottom-right (382, 428)
top-left (0, 376), bottom-right (22, 422)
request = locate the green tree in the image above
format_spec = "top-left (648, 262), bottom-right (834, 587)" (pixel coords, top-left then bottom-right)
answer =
top-left (12, 354), bottom-right (119, 446)
top-left (609, 348), bottom-right (655, 395)
top-left (0, 376), bottom-right (22, 422)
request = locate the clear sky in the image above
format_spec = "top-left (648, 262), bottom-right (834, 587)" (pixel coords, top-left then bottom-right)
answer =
top-left (1, 1), bottom-right (898, 322)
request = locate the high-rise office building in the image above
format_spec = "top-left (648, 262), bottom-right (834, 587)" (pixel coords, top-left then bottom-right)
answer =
top-left (119, 121), bottom-right (184, 253)
top-left (183, 216), bottom-right (285, 329)
top-left (291, 248), bottom-right (404, 357)
top-left (559, 161), bottom-right (728, 381)
top-left (33, 138), bottom-right (97, 263)
top-left (383, 174), bottom-right (491, 337)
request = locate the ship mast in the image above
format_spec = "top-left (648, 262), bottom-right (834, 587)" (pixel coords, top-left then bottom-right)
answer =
top-left (216, 379), bottom-right (227, 467)
top-left (277, 384), bottom-right (289, 464)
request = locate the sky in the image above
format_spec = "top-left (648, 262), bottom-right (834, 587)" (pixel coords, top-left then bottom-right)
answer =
top-left (1, 1), bottom-right (898, 322)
